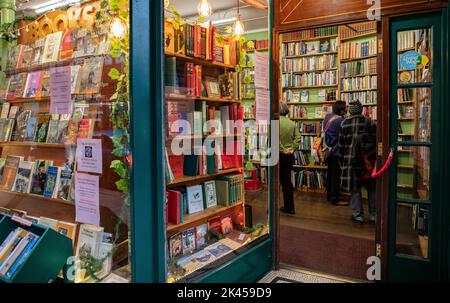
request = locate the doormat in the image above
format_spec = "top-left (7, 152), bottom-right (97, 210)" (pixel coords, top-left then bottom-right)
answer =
top-left (270, 277), bottom-right (301, 283)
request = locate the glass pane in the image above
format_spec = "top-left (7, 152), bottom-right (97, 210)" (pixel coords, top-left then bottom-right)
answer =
top-left (397, 146), bottom-right (430, 200)
top-left (163, 2), bottom-right (270, 282)
top-left (397, 28), bottom-right (432, 83)
top-left (396, 203), bottom-right (430, 259)
top-left (397, 87), bottom-right (431, 142)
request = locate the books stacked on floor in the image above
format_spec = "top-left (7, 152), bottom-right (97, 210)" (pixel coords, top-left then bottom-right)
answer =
top-left (340, 39), bottom-right (377, 60)
top-left (282, 54), bottom-right (337, 73)
top-left (291, 170), bottom-right (327, 190)
top-left (166, 174), bottom-right (244, 225)
top-left (0, 152), bottom-right (75, 201)
top-left (340, 75), bottom-right (377, 91)
top-left (167, 212), bottom-right (250, 281)
top-left (280, 26), bottom-right (338, 42)
top-left (0, 227), bottom-right (41, 279)
top-left (164, 19), bottom-right (238, 66)
top-left (5, 25), bottom-right (109, 73)
top-left (339, 21), bottom-right (376, 40)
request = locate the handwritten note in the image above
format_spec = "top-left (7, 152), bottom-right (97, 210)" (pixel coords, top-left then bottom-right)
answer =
top-left (254, 52), bottom-right (269, 90)
top-left (50, 66), bottom-right (72, 114)
top-left (75, 172), bottom-right (100, 226)
top-left (76, 138), bottom-right (103, 174)
top-left (256, 88), bottom-right (270, 123)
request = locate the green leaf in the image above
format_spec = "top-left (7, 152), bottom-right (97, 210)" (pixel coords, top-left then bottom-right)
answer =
top-left (108, 68), bottom-right (121, 80)
top-left (115, 179), bottom-right (129, 193)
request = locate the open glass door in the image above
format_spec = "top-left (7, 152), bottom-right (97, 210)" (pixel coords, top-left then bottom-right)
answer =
top-left (389, 13), bottom-right (442, 282)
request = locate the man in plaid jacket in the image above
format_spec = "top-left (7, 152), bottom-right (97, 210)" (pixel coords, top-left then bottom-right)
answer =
top-left (338, 100), bottom-right (376, 224)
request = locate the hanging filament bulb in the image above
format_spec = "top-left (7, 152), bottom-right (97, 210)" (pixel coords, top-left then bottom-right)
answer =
top-left (197, 0), bottom-right (212, 18)
top-left (233, 13), bottom-right (244, 37)
top-left (164, 0), bottom-right (170, 10)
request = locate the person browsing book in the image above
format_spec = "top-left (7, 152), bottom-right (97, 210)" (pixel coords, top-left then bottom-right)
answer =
top-left (322, 100), bottom-right (348, 206)
top-left (279, 102), bottom-right (301, 214)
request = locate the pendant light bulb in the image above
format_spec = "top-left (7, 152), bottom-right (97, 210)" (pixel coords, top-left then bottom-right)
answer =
top-left (164, 0), bottom-right (170, 10)
top-left (233, 14), bottom-right (245, 37)
top-left (197, 0), bottom-right (212, 18)
top-left (110, 17), bottom-right (126, 39)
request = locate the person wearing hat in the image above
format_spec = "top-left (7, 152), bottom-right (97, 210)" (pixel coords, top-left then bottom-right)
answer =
top-left (338, 100), bottom-right (376, 224)
top-left (279, 102), bottom-right (301, 214)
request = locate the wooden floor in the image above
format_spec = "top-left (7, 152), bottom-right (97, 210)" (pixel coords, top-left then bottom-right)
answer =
top-left (281, 191), bottom-right (375, 240)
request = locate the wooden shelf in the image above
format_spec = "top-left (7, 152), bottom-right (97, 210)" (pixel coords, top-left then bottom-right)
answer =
top-left (340, 31), bottom-right (377, 42)
top-left (283, 85), bottom-right (338, 90)
top-left (284, 51), bottom-right (338, 59)
top-left (291, 117), bottom-right (324, 121)
top-left (246, 48), bottom-right (269, 53)
top-left (397, 164), bottom-right (414, 169)
top-left (300, 133), bottom-right (320, 136)
top-left (398, 133), bottom-right (414, 136)
top-left (287, 101), bottom-right (335, 105)
top-left (340, 54), bottom-right (377, 62)
top-left (0, 189), bottom-right (74, 207)
top-left (0, 142), bottom-right (75, 149)
top-left (165, 94), bottom-right (240, 103)
top-left (398, 101), bottom-right (415, 104)
top-left (398, 149), bottom-right (413, 153)
top-left (6, 93), bottom-right (105, 104)
top-left (293, 164), bottom-right (327, 169)
top-left (398, 47), bottom-right (416, 53)
top-left (282, 68), bottom-right (338, 74)
top-left (398, 117), bottom-right (415, 121)
top-left (5, 53), bottom-right (109, 76)
top-left (340, 73), bottom-right (378, 78)
top-left (340, 88), bottom-right (377, 93)
top-left (283, 34), bottom-right (338, 43)
top-left (166, 203), bottom-right (243, 234)
top-left (397, 183), bottom-right (414, 189)
top-left (362, 104), bottom-right (377, 107)
top-left (165, 51), bottom-right (235, 69)
top-left (167, 168), bottom-right (241, 187)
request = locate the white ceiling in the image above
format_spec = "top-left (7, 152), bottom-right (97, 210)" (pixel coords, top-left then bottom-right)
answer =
top-left (168, 0), bottom-right (269, 33)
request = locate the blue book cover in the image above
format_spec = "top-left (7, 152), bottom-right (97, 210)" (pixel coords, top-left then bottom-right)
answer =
top-left (43, 166), bottom-right (59, 198)
top-left (5, 234), bottom-right (39, 279)
top-left (23, 117), bottom-right (38, 142)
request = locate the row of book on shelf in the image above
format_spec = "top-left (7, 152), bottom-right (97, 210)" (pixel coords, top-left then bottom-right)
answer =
top-left (340, 91), bottom-right (377, 105)
top-left (168, 218), bottom-right (251, 280)
top-left (6, 25), bottom-right (109, 72)
top-left (281, 26), bottom-right (338, 42)
top-left (398, 30), bottom-right (418, 51)
top-left (281, 54), bottom-right (337, 73)
top-left (283, 89), bottom-right (336, 103)
top-left (339, 22), bottom-right (376, 40)
top-left (0, 153), bottom-right (74, 201)
top-left (340, 57), bottom-right (377, 77)
top-left (340, 75), bottom-right (377, 91)
top-left (164, 19), bottom-right (239, 66)
top-left (295, 122), bottom-right (322, 136)
top-left (0, 101), bottom-right (96, 144)
top-left (165, 57), bottom-right (239, 100)
top-left (0, 210), bottom-right (114, 282)
top-left (340, 39), bottom-right (377, 60)
top-left (281, 70), bottom-right (338, 88)
top-left (289, 105), bottom-right (332, 120)
top-left (282, 38), bottom-right (338, 57)
top-left (291, 169), bottom-right (327, 190)
top-left (3, 57), bottom-right (104, 101)
top-left (244, 39), bottom-right (270, 51)
top-left (167, 173), bottom-right (243, 225)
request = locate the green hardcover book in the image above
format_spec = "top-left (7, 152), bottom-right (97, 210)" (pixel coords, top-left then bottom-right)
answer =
top-left (215, 179), bottom-right (229, 206)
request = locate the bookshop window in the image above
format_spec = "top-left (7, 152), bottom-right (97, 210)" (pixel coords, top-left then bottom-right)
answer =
top-left (164, 0), bottom-right (270, 282)
top-left (0, 1), bottom-right (131, 283)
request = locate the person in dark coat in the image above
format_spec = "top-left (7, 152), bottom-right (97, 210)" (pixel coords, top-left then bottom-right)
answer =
top-left (338, 100), bottom-right (376, 223)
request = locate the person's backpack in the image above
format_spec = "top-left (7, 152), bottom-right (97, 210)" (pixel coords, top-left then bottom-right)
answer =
top-left (351, 117), bottom-right (376, 181)
top-left (320, 114), bottom-right (340, 163)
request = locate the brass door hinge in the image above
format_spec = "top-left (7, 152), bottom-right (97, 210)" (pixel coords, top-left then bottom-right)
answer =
top-left (378, 39), bottom-right (383, 53)
top-left (376, 243), bottom-right (382, 257)
top-left (377, 142), bottom-right (383, 156)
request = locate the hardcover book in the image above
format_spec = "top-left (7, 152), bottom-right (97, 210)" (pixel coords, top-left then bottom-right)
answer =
top-left (39, 70), bottom-right (51, 97)
top-left (36, 113), bottom-right (51, 142)
top-left (23, 71), bottom-right (43, 98)
top-left (6, 45), bottom-right (22, 70)
top-left (12, 160), bottom-right (35, 193)
top-left (0, 156), bottom-right (23, 191)
top-left (0, 103), bottom-right (10, 119)
top-left (56, 166), bottom-right (72, 201)
top-left (186, 185), bottom-right (204, 214)
top-left (11, 110), bottom-right (32, 142)
top-left (203, 180), bottom-right (217, 208)
top-left (195, 223), bottom-right (208, 248)
top-left (79, 57), bottom-right (104, 94)
top-left (59, 28), bottom-right (76, 60)
top-left (46, 119), bottom-right (60, 143)
top-left (23, 117), bottom-right (38, 142)
top-left (31, 38), bottom-right (46, 66)
top-left (19, 45), bottom-right (34, 68)
top-left (168, 232), bottom-right (182, 258)
top-left (30, 160), bottom-right (53, 195)
top-left (42, 31), bottom-right (63, 63)
top-left (43, 166), bottom-right (61, 198)
top-left (56, 221), bottom-right (77, 243)
top-left (6, 73), bottom-right (27, 100)
top-left (71, 65), bottom-right (82, 94)
top-left (181, 228), bottom-right (196, 254)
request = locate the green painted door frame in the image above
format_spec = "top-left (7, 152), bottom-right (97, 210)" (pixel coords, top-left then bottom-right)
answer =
top-left (388, 11), bottom-right (449, 282)
top-left (130, 0), bottom-right (274, 282)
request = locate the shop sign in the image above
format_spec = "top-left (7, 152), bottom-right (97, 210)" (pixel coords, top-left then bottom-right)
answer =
top-left (399, 50), bottom-right (420, 70)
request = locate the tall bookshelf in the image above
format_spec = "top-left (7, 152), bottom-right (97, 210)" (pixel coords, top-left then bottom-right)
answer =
top-left (279, 21), bottom-right (378, 193)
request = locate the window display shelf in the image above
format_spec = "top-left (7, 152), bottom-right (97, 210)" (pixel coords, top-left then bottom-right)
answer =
top-left (165, 51), bottom-right (235, 70)
top-left (166, 202), bottom-right (243, 234)
top-left (165, 94), bottom-right (240, 104)
top-left (167, 168), bottom-right (241, 187)
top-left (0, 142), bottom-right (75, 149)
top-left (0, 189), bottom-right (73, 207)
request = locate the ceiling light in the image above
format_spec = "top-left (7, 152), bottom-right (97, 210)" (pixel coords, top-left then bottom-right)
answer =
top-left (233, 0), bottom-right (245, 37)
top-left (197, 0), bottom-right (212, 18)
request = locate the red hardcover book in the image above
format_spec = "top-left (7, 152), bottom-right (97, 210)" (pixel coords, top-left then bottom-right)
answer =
top-left (200, 26), bottom-right (207, 60)
top-left (208, 216), bottom-right (222, 234)
top-left (59, 28), bottom-right (74, 60)
top-left (167, 190), bottom-right (181, 225)
top-left (168, 154), bottom-right (184, 177)
top-left (211, 26), bottom-right (217, 62)
top-left (208, 106), bottom-right (215, 133)
top-left (195, 65), bottom-right (202, 97)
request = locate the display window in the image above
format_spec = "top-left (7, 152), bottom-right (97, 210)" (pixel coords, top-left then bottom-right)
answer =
top-left (0, 0), bottom-right (131, 283)
top-left (163, 0), bottom-right (271, 282)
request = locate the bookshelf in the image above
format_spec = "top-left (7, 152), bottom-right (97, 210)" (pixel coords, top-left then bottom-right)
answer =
top-left (280, 21), bottom-right (378, 192)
